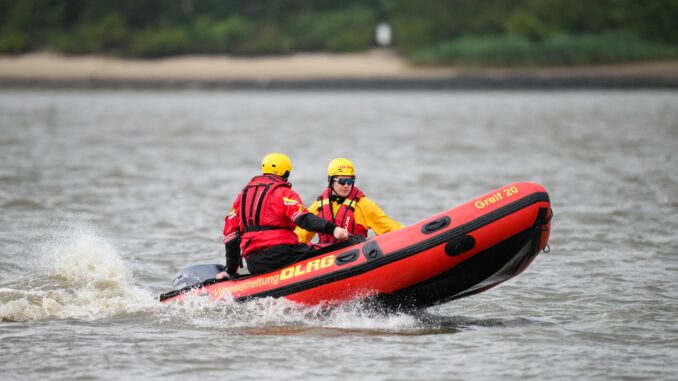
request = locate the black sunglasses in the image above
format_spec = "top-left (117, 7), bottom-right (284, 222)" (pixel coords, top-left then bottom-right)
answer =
top-left (333, 178), bottom-right (355, 186)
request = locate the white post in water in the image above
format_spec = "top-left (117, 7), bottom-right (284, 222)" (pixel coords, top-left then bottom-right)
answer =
top-left (375, 22), bottom-right (392, 47)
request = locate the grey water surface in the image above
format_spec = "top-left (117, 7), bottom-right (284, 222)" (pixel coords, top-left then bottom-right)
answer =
top-left (1, 90), bottom-right (677, 380)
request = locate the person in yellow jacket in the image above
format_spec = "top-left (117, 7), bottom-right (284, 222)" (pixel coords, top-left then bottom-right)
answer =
top-left (296, 158), bottom-right (404, 246)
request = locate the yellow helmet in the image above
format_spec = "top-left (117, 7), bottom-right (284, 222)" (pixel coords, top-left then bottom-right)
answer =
top-left (327, 158), bottom-right (356, 177)
top-left (261, 153), bottom-right (292, 178)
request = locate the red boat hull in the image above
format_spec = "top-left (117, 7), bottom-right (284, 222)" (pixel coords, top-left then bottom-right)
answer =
top-left (160, 182), bottom-right (552, 310)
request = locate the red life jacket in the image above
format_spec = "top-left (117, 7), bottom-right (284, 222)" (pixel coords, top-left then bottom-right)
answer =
top-left (238, 175), bottom-right (299, 256)
top-left (316, 186), bottom-right (368, 244)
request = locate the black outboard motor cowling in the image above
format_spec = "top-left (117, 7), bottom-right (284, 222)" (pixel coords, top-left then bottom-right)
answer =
top-left (172, 264), bottom-right (224, 290)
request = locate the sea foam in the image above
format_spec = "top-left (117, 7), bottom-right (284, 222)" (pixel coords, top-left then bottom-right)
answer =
top-left (0, 225), bottom-right (155, 322)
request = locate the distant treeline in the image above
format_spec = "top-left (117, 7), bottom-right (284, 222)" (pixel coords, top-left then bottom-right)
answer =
top-left (1, 0), bottom-right (677, 66)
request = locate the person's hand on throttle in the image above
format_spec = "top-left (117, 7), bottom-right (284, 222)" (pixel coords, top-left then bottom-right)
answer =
top-left (333, 227), bottom-right (349, 241)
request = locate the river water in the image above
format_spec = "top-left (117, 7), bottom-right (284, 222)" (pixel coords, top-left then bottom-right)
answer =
top-left (1, 89), bottom-right (677, 380)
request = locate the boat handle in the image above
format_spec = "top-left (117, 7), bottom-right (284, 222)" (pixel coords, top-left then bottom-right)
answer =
top-left (362, 241), bottom-right (383, 261)
top-left (421, 216), bottom-right (451, 234)
top-left (445, 235), bottom-right (476, 257)
top-left (335, 250), bottom-right (360, 266)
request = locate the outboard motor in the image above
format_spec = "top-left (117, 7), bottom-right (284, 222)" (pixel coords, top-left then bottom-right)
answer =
top-left (172, 264), bottom-right (224, 290)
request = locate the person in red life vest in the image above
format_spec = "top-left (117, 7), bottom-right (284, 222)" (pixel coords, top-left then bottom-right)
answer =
top-left (296, 158), bottom-right (404, 247)
top-left (215, 153), bottom-right (349, 279)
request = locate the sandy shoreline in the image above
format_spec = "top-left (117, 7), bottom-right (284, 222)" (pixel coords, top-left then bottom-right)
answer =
top-left (2, 50), bottom-right (678, 89)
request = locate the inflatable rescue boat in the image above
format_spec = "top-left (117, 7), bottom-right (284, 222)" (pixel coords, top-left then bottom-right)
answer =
top-left (160, 182), bottom-right (552, 310)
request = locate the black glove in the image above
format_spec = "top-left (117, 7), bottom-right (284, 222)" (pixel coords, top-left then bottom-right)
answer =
top-left (225, 240), bottom-right (241, 276)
